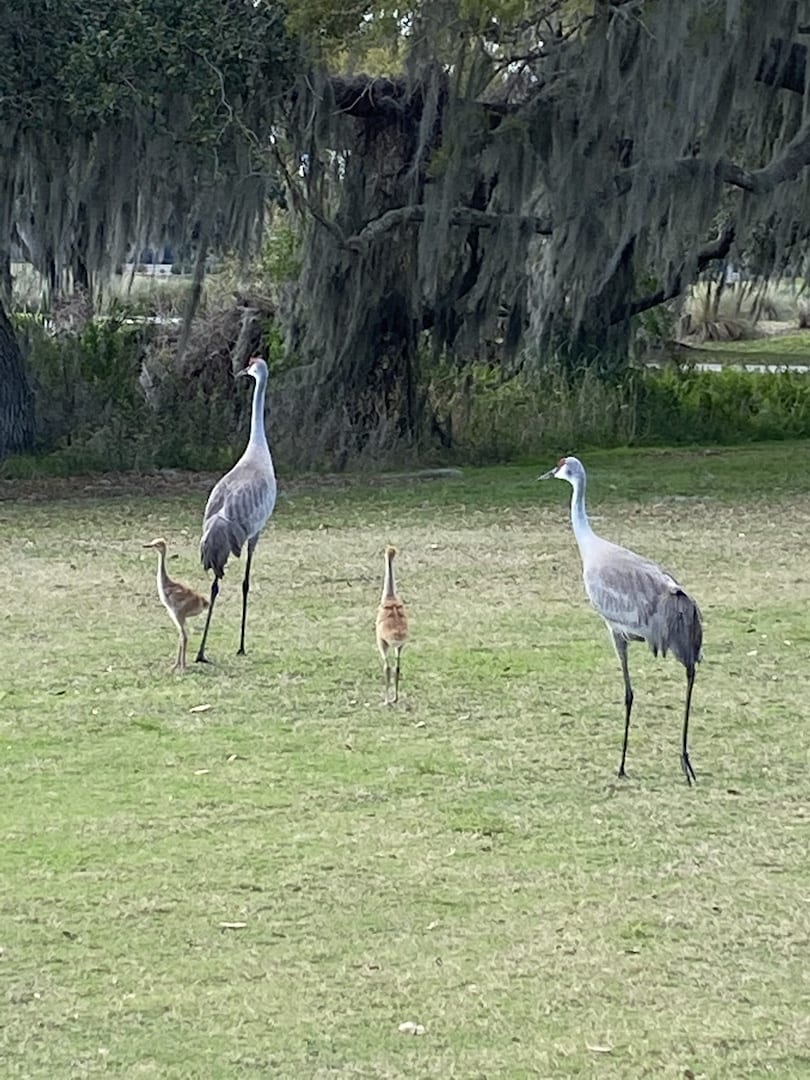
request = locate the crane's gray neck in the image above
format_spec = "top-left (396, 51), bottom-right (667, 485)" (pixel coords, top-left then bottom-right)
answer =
top-left (249, 372), bottom-right (268, 448)
top-left (382, 554), bottom-right (396, 601)
top-left (569, 473), bottom-right (595, 547)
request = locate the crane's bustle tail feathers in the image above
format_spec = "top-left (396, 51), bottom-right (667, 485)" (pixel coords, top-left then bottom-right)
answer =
top-left (200, 516), bottom-right (247, 579)
top-left (649, 588), bottom-right (703, 667)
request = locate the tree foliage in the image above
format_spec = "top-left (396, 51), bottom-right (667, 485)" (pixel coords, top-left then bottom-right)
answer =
top-left (7, 0), bottom-right (810, 462)
top-left (284, 0), bottom-right (810, 395)
top-left (1, 0), bottom-right (298, 289)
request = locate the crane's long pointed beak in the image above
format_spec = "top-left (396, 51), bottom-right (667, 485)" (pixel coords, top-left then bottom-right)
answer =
top-left (234, 369), bottom-right (249, 379)
top-left (538, 468), bottom-right (557, 480)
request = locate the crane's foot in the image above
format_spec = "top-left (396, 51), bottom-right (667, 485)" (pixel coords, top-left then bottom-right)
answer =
top-left (617, 764), bottom-right (628, 779)
top-left (681, 753), bottom-right (697, 786)
top-left (195, 653), bottom-right (212, 665)
top-left (236, 648), bottom-right (246, 656)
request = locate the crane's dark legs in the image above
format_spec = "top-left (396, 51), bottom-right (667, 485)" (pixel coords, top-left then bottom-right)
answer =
top-left (237, 539), bottom-right (257, 655)
top-left (612, 632), bottom-right (634, 778)
top-left (681, 664), bottom-right (697, 786)
top-left (195, 577), bottom-right (220, 663)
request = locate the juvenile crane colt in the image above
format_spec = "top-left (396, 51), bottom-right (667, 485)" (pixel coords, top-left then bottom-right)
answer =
top-left (143, 538), bottom-right (208, 672)
top-left (376, 545), bottom-right (408, 704)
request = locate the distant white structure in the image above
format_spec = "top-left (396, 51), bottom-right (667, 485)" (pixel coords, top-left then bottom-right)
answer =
top-left (123, 246), bottom-right (175, 277)
top-left (125, 262), bottom-right (173, 277)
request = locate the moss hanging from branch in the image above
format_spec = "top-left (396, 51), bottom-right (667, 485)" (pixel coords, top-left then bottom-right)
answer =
top-left (0, 0), bottom-right (298, 296)
top-left (285, 0), bottom-right (810, 392)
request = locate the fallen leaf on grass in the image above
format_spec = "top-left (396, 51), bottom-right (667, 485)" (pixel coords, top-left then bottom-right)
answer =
top-left (586, 1044), bottom-right (612, 1054)
top-left (193, 769), bottom-right (210, 775)
top-left (398, 1021), bottom-right (426, 1035)
top-left (189, 704), bottom-right (212, 713)
top-left (219, 922), bottom-right (247, 930)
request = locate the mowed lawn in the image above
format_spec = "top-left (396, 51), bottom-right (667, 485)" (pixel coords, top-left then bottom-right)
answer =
top-left (1, 444), bottom-right (809, 1079)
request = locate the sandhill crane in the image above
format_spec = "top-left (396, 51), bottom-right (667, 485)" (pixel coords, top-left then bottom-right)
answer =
top-left (143, 538), bottom-right (209, 672)
top-left (540, 456), bottom-right (703, 785)
top-left (196, 356), bottom-right (277, 663)
top-left (376, 545), bottom-right (408, 704)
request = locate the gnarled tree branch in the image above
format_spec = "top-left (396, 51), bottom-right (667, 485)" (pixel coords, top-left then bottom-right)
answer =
top-left (344, 205), bottom-right (552, 250)
top-left (615, 224), bottom-right (737, 325)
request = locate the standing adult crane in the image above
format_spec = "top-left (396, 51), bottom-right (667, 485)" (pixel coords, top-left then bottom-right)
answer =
top-left (540, 456), bottom-right (703, 785)
top-left (196, 357), bottom-right (276, 663)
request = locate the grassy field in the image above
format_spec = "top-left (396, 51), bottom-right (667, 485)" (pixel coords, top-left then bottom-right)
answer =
top-left (2, 444), bottom-right (810, 1078)
top-left (683, 329), bottom-right (810, 367)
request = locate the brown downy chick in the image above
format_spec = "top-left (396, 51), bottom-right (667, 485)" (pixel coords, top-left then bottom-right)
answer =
top-left (375, 545), bottom-right (408, 704)
top-left (143, 538), bottom-right (209, 672)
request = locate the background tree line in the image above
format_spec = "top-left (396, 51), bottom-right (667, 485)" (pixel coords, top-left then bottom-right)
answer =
top-left (4, 0), bottom-right (810, 468)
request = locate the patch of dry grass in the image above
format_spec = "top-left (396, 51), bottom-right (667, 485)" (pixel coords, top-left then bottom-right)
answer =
top-left (1, 446), bottom-right (810, 1078)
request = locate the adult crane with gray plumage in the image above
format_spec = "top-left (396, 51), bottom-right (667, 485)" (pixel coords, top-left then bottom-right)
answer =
top-left (540, 456), bottom-right (702, 785)
top-left (196, 357), bottom-right (276, 663)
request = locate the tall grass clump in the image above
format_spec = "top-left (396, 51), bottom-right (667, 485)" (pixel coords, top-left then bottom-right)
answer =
top-left (427, 361), bottom-right (810, 460)
top-left (9, 306), bottom-right (810, 478)
top-left (15, 310), bottom-right (151, 471)
top-left (680, 277), bottom-right (803, 342)
top-left (12, 311), bottom-right (244, 474)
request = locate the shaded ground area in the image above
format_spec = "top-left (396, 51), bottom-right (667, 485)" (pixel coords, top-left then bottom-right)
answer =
top-left (0, 468), bottom-right (465, 504)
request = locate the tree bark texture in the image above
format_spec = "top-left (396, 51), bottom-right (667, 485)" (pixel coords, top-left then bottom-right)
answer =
top-left (0, 302), bottom-right (34, 459)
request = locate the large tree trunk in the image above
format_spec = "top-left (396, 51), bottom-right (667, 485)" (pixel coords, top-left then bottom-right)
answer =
top-left (0, 302), bottom-right (34, 459)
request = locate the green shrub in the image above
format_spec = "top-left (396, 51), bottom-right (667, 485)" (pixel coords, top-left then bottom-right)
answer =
top-left (428, 361), bottom-right (810, 460)
top-left (12, 313), bottom-right (243, 473)
top-left (16, 312), bottom-right (150, 468)
top-left (9, 309), bottom-right (810, 478)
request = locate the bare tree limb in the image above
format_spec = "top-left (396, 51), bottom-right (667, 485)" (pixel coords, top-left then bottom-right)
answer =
top-left (667, 117), bottom-right (810, 196)
top-left (691, 117), bottom-right (810, 194)
top-left (616, 224), bottom-right (737, 324)
top-left (747, 116), bottom-right (810, 190)
top-left (344, 204), bottom-right (552, 250)
top-left (756, 38), bottom-right (806, 94)
top-left (320, 109), bottom-right (810, 257)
